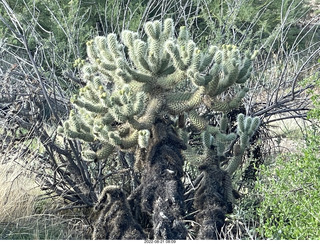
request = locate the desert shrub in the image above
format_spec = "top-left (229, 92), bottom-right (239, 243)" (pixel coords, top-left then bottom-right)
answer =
top-left (255, 135), bottom-right (320, 239)
top-left (305, 67), bottom-right (320, 120)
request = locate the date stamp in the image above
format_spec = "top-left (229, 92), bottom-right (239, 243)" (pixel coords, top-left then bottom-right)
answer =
top-left (144, 240), bottom-right (176, 244)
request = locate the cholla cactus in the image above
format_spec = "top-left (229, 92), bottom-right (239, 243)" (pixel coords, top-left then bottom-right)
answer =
top-left (58, 18), bottom-right (256, 162)
top-left (190, 113), bottom-right (260, 239)
top-left (58, 18), bottom-right (259, 240)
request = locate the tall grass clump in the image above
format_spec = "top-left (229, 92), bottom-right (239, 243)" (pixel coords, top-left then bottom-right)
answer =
top-left (0, 162), bottom-right (38, 223)
top-left (0, 158), bottom-right (90, 240)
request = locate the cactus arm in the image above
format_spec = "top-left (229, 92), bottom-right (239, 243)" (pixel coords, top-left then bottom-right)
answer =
top-left (225, 144), bottom-right (243, 175)
top-left (205, 87), bottom-right (249, 112)
top-left (96, 143), bottom-right (115, 160)
top-left (226, 114), bottom-right (260, 175)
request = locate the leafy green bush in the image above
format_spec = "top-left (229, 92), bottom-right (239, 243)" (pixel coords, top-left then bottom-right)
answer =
top-left (256, 141), bottom-right (320, 239)
top-left (305, 66), bottom-right (320, 121)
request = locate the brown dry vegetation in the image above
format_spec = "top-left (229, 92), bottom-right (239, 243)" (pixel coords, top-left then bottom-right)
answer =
top-left (0, 156), bottom-right (90, 240)
top-left (0, 161), bottom-right (38, 223)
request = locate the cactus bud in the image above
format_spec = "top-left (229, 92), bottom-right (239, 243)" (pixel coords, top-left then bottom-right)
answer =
top-left (138, 129), bottom-right (150, 149)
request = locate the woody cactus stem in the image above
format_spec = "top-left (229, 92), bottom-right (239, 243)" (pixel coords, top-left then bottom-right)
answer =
top-left (92, 186), bottom-right (145, 239)
top-left (128, 121), bottom-right (188, 240)
top-left (58, 18), bottom-right (257, 240)
top-left (194, 150), bottom-right (234, 239)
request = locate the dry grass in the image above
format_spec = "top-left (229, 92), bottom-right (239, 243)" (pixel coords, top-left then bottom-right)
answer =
top-left (0, 158), bottom-right (90, 240)
top-left (267, 116), bottom-right (311, 154)
top-left (0, 161), bottom-right (40, 223)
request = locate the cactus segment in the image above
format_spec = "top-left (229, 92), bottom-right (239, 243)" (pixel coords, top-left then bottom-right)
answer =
top-left (188, 110), bottom-right (207, 131)
top-left (96, 143), bottom-right (115, 160)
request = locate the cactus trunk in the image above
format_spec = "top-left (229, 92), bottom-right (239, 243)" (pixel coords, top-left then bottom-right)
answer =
top-left (129, 119), bottom-right (188, 239)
